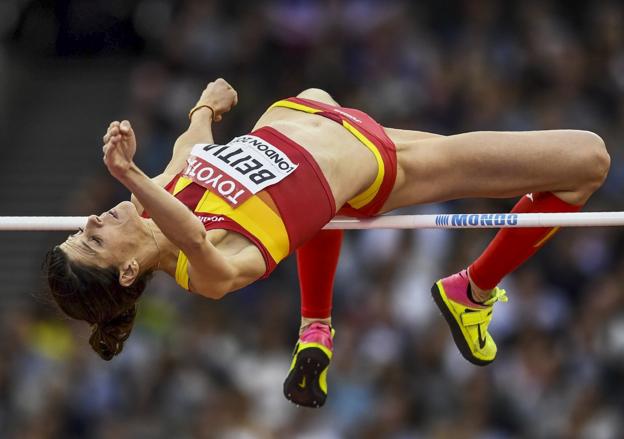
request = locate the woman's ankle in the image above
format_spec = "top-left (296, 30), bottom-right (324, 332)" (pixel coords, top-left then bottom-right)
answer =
top-left (300, 317), bottom-right (332, 335)
top-left (467, 270), bottom-right (493, 303)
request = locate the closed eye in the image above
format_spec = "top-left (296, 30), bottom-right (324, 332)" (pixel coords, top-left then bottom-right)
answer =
top-left (70, 228), bottom-right (102, 246)
top-left (68, 227), bottom-right (84, 239)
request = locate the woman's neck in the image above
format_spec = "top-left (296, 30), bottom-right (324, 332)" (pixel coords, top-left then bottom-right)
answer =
top-left (147, 222), bottom-right (179, 277)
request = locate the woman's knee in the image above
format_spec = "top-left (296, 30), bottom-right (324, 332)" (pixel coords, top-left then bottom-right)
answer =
top-left (297, 88), bottom-right (338, 105)
top-left (579, 131), bottom-right (610, 186)
top-left (565, 131), bottom-right (610, 202)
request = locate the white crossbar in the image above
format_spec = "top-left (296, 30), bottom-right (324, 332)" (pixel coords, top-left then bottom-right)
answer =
top-left (0, 212), bottom-right (623, 231)
top-left (324, 212), bottom-right (624, 229)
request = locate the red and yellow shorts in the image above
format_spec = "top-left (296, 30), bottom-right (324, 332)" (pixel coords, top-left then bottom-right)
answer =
top-left (270, 97), bottom-right (397, 217)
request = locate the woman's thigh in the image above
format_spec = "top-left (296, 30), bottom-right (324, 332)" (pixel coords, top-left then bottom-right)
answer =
top-left (381, 129), bottom-right (608, 212)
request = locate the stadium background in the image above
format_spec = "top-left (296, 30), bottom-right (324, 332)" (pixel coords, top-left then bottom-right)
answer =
top-left (1, 0), bottom-right (623, 437)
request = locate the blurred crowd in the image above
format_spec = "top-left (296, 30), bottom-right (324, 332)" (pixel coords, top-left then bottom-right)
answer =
top-left (1, 0), bottom-right (624, 438)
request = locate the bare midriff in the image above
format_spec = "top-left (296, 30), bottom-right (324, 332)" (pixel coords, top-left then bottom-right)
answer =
top-left (253, 107), bottom-right (379, 209)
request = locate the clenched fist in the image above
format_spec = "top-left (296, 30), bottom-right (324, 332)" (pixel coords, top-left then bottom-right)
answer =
top-left (194, 78), bottom-right (238, 122)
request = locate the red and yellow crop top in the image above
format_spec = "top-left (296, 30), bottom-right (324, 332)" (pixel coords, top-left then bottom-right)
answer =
top-left (154, 125), bottom-right (337, 290)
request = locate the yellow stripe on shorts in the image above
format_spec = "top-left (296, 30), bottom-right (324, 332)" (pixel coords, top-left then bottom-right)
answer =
top-left (341, 121), bottom-right (385, 209)
top-left (270, 100), bottom-right (322, 114)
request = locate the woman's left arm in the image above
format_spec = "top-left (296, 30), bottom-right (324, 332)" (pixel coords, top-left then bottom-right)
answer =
top-left (162, 78), bottom-right (238, 175)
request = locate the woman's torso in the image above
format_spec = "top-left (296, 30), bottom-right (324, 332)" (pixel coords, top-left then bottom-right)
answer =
top-left (142, 100), bottom-right (383, 278)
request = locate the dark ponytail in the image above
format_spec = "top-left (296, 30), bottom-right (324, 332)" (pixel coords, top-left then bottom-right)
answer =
top-left (43, 246), bottom-right (152, 360)
top-left (89, 306), bottom-right (137, 361)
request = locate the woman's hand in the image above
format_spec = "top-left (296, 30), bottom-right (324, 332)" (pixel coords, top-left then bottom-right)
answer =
top-left (102, 120), bottom-right (137, 179)
top-left (195, 78), bottom-right (238, 122)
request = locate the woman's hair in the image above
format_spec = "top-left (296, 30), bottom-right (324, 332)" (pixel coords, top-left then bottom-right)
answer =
top-left (43, 245), bottom-right (152, 360)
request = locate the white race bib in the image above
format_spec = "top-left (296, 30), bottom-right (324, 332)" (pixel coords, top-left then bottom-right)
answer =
top-left (182, 135), bottom-right (299, 207)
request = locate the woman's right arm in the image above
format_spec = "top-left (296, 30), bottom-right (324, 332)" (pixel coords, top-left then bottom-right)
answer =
top-left (102, 120), bottom-right (263, 299)
top-left (118, 160), bottom-right (242, 297)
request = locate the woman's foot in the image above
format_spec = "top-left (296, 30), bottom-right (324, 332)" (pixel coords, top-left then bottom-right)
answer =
top-left (431, 269), bottom-right (508, 366)
top-left (283, 322), bottom-right (334, 408)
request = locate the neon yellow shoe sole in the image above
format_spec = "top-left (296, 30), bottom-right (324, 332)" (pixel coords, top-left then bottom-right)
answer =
top-left (283, 341), bottom-right (332, 408)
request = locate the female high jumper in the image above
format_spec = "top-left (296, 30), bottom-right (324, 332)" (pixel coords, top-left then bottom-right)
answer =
top-left (44, 79), bottom-right (609, 408)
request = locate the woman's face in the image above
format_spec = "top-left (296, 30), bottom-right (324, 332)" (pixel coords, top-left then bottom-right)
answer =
top-left (61, 201), bottom-right (148, 269)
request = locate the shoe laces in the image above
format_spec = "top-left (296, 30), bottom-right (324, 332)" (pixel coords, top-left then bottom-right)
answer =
top-left (483, 287), bottom-right (508, 307)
